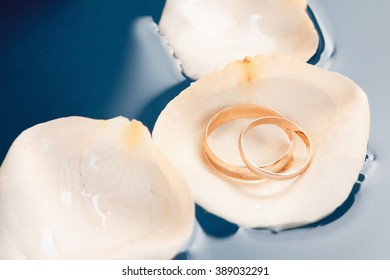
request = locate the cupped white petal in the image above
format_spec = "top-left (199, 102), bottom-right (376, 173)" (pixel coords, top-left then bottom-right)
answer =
top-left (153, 54), bottom-right (370, 229)
top-left (0, 117), bottom-right (194, 259)
top-left (159, 0), bottom-right (319, 79)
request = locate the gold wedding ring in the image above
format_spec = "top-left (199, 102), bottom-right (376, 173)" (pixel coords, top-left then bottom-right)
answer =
top-left (239, 116), bottom-right (312, 180)
top-left (203, 105), bottom-right (296, 180)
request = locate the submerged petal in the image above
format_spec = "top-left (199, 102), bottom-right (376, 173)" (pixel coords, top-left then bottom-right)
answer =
top-left (159, 0), bottom-right (319, 79)
top-left (0, 117), bottom-right (194, 259)
top-left (153, 54), bottom-right (370, 229)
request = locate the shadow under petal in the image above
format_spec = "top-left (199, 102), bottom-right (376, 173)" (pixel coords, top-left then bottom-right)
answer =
top-left (195, 205), bottom-right (239, 238)
top-left (256, 172), bottom-right (364, 233)
top-left (297, 177), bottom-right (362, 230)
top-left (172, 252), bottom-right (188, 260)
top-left (203, 171), bottom-right (364, 235)
top-left (306, 6), bottom-right (326, 65)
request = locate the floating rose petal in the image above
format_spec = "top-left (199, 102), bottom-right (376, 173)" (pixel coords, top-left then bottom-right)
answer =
top-left (0, 117), bottom-right (194, 259)
top-left (153, 54), bottom-right (370, 229)
top-left (159, 0), bottom-right (319, 79)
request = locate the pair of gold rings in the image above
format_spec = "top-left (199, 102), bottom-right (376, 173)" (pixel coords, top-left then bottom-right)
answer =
top-left (203, 104), bottom-right (312, 181)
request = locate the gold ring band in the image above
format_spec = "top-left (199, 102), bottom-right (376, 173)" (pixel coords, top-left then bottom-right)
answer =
top-left (203, 105), bottom-right (296, 180)
top-left (239, 116), bottom-right (312, 180)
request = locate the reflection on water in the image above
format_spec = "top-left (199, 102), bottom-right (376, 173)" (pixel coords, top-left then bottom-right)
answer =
top-left (108, 16), bottom-right (184, 119)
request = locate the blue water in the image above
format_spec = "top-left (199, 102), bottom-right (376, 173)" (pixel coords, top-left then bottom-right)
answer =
top-left (0, 0), bottom-right (168, 160)
top-left (0, 0), bottom-right (388, 259)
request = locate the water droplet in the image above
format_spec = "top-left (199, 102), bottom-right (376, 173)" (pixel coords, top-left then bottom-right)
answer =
top-left (366, 151), bottom-right (375, 162)
top-left (254, 203), bottom-right (262, 210)
top-left (358, 173), bottom-right (366, 183)
top-left (60, 191), bottom-right (72, 206)
top-left (82, 189), bottom-right (92, 197)
top-left (361, 150), bottom-right (376, 175)
top-left (92, 195), bottom-right (109, 229)
top-left (40, 225), bottom-right (59, 257)
top-left (89, 156), bottom-right (99, 171)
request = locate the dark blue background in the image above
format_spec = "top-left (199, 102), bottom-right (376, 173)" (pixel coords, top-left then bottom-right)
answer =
top-left (0, 0), bottom-right (170, 162)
